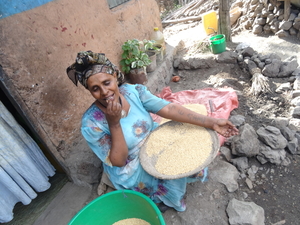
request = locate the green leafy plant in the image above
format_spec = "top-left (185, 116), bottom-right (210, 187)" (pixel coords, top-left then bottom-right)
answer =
top-left (141, 39), bottom-right (159, 52)
top-left (120, 39), bottom-right (152, 74)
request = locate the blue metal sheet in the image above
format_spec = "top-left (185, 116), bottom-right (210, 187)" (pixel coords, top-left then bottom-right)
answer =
top-left (0, 0), bottom-right (53, 19)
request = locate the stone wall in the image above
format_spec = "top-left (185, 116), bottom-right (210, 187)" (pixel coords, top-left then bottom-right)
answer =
top-left (0, 0), bottom-right (162, 187)
top-left (232, 0), bottom-right (300, 38)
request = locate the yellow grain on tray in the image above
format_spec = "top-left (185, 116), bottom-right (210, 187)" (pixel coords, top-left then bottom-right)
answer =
top-left (112, 218), bottom-right (150, 225)
top-left (160, 104), bottom-right (207, 125)
top-left (145, 123), bottom-right (212, 176)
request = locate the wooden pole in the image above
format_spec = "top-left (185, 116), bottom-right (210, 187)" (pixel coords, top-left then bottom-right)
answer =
top-left (162, 15), bottom-right (202, 25)
top-left (278, 0), bottom-right (291, 21)
top-left (284, 0), bottom-right (290, 21)
top-left (218, 0), bottom-right (232, 42)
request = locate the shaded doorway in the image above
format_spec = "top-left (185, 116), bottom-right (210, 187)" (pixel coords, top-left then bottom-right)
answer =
top-left (0, 82), bottom-right (68, 224)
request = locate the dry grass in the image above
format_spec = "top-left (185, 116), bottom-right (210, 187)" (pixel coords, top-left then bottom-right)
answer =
top-left (250, 73), bottom-right (271, 96)
top-left (186, 39), bottom-right (211, 55)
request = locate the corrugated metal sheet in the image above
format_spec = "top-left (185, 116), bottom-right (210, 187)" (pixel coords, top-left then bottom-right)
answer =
top-left (108, 0), bottom-right (130, 9)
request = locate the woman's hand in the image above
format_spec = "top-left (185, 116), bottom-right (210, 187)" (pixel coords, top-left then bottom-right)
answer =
top-left (105, 99), bottom-right (122, 126)
top-left (212, 119), bottom-right (239, 138)
top-left (101, 99), bottom-right (128, 167)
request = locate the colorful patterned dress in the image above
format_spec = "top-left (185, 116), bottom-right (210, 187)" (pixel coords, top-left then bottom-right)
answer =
top-left (81, 83), bottom-right (207, 211)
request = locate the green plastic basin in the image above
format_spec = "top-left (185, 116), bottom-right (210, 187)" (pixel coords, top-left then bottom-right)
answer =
top-left (68, 190), bottom-right (166, 225)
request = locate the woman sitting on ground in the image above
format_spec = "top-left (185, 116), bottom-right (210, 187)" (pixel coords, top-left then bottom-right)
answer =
top-left (66, 51), bottom-right (238, 212)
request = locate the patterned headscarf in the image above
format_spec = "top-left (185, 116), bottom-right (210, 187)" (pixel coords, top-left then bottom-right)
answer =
top-left (66, 51), bottom-right (125, 88)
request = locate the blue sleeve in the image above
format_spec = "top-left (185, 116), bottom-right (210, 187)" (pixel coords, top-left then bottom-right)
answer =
top-left (134, 84), bottom-right (170, 113)
top-left (81, 113), bottom-right (113, 167)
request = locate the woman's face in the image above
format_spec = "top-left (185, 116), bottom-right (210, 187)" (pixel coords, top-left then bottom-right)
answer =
top-left (86, 72), bottom-right (120, 107)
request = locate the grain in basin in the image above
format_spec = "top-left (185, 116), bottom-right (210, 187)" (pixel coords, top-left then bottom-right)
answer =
top-left (145, 123), bottom-right (212, 176)
top-left (112, 218), bottom-right (150, 225)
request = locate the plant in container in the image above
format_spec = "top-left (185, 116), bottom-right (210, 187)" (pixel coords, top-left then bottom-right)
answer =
top-left (120, 39), bottom-right (151, 85)
top-left (142, 39), bottom-right (163, 65)
top-left (142, 39), bottom-right (156, 52)
top-left (142, 39), bottom-right (159, 73)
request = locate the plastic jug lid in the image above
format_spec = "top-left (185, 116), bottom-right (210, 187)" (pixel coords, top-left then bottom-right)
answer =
top-left (154, 27), bottom-right (159, 31)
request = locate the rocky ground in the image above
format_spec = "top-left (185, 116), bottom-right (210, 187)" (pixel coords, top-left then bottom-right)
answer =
top-left (160, 22), bottom-right (300, 225)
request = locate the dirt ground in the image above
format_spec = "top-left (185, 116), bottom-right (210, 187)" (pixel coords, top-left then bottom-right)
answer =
top-left (162, 22), bottom-right (300, 224)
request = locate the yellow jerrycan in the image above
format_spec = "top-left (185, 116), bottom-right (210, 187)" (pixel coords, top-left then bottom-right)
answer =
top-left (202, 11), bottom-right (218, 35)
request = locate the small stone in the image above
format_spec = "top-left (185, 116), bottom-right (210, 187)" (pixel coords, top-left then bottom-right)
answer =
top-left (220, 146), bottom-right (233, 162)
top-left (245, 177), bottom-right (253, 189)
top-left (240, 173), bottom-right (247, 179)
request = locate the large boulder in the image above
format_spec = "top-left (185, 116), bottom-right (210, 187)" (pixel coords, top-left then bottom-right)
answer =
top-left (209, 159), bottom-right (240, 192)
top-left (226, 198), bottom-right (265, 225)
top-left (231, 124), bottom-right (260, 157)
top-left (256, 126), bottom-right (288, 150)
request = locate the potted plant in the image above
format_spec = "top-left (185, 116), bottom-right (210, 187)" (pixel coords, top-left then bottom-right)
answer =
top-left (143, 39), bottom-right (164, 64)
top-left (120, 39), bottom-right (152, 84)
top-left (141, 39), bottom-right (158, 73)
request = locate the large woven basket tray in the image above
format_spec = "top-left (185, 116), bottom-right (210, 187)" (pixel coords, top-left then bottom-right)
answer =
top-left (140, 121), bottom-right (220, 180)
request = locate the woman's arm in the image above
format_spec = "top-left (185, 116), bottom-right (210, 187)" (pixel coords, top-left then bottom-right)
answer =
top-left (108, 122), bottom-right (128, 167)
top-left (157, 103), bottom-right (238, 137)
top-left (105, 100), bottom-right (128, 167)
